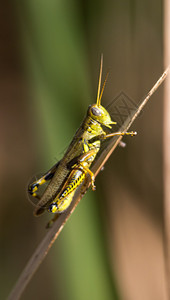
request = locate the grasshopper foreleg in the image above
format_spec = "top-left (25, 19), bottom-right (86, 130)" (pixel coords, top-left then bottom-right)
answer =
top-left (103, 131), bottom-right (137, 139)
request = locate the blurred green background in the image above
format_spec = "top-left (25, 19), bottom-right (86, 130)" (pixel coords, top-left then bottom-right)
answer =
top-left (0, 0), bottom-right (167, 299)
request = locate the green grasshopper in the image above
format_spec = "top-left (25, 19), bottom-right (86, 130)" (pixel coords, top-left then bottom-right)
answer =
top-left (28, 56), bottom-right (136, 226)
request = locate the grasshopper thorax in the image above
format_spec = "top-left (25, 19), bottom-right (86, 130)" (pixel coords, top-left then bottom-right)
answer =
top-left (87, 104), bottom-right (116, 129)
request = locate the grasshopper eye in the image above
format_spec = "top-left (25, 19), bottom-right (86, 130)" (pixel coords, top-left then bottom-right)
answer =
top-left (91, 107), bottom-right (101, 116)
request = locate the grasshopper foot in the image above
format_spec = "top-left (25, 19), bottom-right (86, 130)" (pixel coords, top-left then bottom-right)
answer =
top-left (91, 176), bottom-right (96, 191)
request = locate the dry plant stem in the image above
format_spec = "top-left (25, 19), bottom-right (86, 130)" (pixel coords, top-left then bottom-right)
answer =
top-left (164, 0), bottom-right (170, 298)
top-left (8, 67), bottom-right (169, 300)
top-left (93, 66), bottom-right (170, 177)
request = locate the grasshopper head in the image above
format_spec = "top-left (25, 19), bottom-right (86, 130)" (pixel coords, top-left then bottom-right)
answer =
top-left (89, 55), bottom-right (116, 129)
top-left (88, 104), bottom-right (116, 129)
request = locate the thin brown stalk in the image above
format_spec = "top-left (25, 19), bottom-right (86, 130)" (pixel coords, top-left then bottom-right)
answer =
top-left (164, 0), bottom-right (170, 298)
top-left (8, 67), bottom-right (169, 300)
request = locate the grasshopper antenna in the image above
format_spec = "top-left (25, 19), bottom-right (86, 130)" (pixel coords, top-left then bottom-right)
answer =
top-left (96, 54), bottom-right (103, 106)
top-left (99, 71), bottom-right (109, 105)
top-left (96, 54), bottom-right (109, 106)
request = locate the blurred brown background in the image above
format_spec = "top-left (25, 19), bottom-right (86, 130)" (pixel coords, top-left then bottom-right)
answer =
top-left (0, 0), bottom-right (167, 299)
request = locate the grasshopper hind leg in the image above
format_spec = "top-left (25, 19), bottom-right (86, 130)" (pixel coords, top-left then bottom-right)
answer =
top-left (28, 161), bottom-right (60, 199)
top-left (47, 191), bottom-right (75, 228)
top-left (46, 214), bottom-right (59, 228)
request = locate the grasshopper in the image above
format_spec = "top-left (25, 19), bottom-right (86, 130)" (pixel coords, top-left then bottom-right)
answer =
top-left (28, 56), bottom-right (136, 226)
